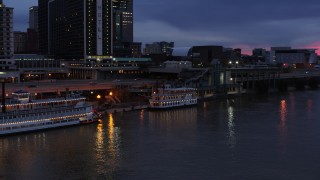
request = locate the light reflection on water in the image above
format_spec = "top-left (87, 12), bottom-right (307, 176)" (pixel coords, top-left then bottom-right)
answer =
top-left (279, 99), bottom-right (288, 152)
top-left (147, 107), bottom-right (198, 138)
top-left (148, 108), bottom-right (197, 126)
top-left (95, 114), bottom-right (122, 177)
top-left (107, 114), bottom-right (121, 162)
top-left (139, 109), bottom-right (145, 126)
top-left (0, 91), bottom-right (320, 179)
top-left (307, 99), bottom-right (313, 114)
top-left (227, 106), bottom-right (236, 149)
top-left (0, 133), bottom-right (49, 178)
top-left (95, 121), bottom-right (106, 174)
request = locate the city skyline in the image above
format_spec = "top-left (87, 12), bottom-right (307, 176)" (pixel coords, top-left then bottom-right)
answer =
top-left (7, 0), bottom-right (320, 55)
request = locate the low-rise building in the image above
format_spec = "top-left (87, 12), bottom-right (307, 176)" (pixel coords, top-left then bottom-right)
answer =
top-left (274, 48), bottom-right (317, 68)
top-left (14, 54), bottom-right (67, 81)
top-left (144, 41), bottom-right (174, 56)
top-left (189, 46), bottom-right (224, 67)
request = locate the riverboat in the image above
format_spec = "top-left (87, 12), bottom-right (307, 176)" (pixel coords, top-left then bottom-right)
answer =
top-left (149, 85), bottom-right (198, 109)
top-left (0, 90), bottom-right (98, 135)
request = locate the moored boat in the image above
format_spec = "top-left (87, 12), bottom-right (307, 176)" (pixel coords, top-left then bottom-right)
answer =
top-left (0, 90), bottom-right (98, 135)
top-left (149, 85), bottom-right (198, 109)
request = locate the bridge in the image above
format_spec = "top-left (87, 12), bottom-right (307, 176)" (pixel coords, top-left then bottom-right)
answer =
top-left (2, 79), bottom-right (155, 97)
top-left (2, 67), bottom-right (319, 101)
top-left (227, 68), bottom-right (320, 93)
top-left (181, 66), bottom-right (320, 97)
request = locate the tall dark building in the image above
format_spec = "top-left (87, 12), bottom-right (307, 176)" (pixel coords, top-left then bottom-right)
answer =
top-left (38, 0), bottom-right (113, 60)
top-left (0, 0), bottom-right (14, 59)
top-left (26, 28), bottom-right (39, 54)
top-left (113, 0), bottom-right (133, 43)
top-left (26, 6), bottom-right (39, 54)
top-left (112, 0), bottom-right (139, 57)
top-left (14, 31), bottom-right (27, 54)
top-left (38, 0), bottom-right (48, 55)
top-left (0, 0), bottom-right (19, 83)
top-left (29, 6), bottom-right (38, 31)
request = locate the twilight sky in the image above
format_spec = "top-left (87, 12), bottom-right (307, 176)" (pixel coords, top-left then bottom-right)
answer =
top-left (7, 0), bottom-right (320, 54)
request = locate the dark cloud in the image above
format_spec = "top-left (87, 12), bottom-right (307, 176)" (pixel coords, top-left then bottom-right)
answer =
top-left (136, 0), bottom-right (320, 26)
top-left (8, 0), bottom-right (320, 54)
top-left (134, 0), bottom-right (320, 53)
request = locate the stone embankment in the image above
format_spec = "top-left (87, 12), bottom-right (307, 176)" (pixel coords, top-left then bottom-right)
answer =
top-left (105, 104), bottom-right (148, 114)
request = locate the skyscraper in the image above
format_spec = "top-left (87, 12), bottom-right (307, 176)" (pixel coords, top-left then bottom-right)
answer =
top-left (0, 0), bottom-right (19, 82)
top-left (26, 6), bottom-right (39, 54)
top-left (113, 0), bottom-right (133, 43)
top-left (38, 0), bottom-right (113, 60)
top-left (14, 31), bottom-right (27, 54)
top-left (38, 0), bottom-right (49, 55)
top-left (29, 6), bottom-right (38, 31)
top-left (85, 0), bottom-right (113, 59)
top-left (112, 0), bottom-right (138, 57)
top-left (0, 0), bottom-right (14, 60)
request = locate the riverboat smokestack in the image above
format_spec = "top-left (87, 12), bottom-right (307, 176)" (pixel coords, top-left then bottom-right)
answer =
top-left (2, 81), bottom-right (6, 113)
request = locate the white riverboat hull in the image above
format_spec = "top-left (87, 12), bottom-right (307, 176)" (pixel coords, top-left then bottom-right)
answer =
top-left (149, 85), bottom-right (198, 109)
top-left (0, 120), bottom-right (79, 135)
top-left (149, 102), bottom-right (197, 110)
top-left (0, 115), bottom-right (97, 136)
top-left (0, 90), bottom-right (98, 136)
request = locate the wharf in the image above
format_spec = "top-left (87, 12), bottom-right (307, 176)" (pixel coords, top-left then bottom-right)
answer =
top-left (105, 104), bottom-right (148, 114)
top-left (90, 101), bottom-right (149, 115)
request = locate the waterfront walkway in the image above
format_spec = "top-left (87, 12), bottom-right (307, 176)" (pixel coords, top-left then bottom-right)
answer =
top-left (105, 104), bottom-right (148, 114)
top-left (91, 101), bottom-right (149, 115)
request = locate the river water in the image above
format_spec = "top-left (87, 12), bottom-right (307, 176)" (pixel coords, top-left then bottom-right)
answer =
top-left (1, 91), bottom-right (320, 179)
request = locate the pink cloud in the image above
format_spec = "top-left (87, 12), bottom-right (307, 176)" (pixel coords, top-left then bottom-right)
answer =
top-left (231, 44), bottom-right (270, 56)
top-left (231, 44), bottom-right (253, 55)
top-left (304, 42), bottom-right (320, 55)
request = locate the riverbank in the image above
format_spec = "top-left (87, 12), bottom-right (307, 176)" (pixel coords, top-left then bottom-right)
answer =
top-left (90, 101), bottom-right (149, 115)
top-left (105, 104), bottom-right (148, 114)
